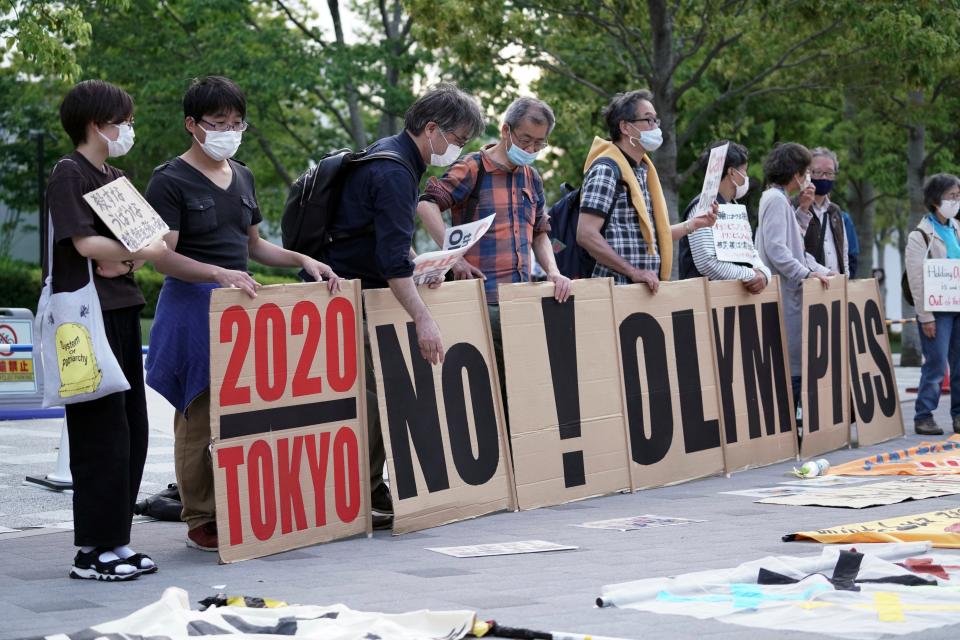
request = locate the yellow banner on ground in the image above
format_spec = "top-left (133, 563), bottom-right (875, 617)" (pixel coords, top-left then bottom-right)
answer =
top-left (825, 435), bottom-right (960, 476)
top-left (786, 507), bottom-right (960, 548)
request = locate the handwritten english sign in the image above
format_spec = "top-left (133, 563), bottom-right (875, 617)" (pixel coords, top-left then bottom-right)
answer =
top-left (923, 259), bottom-right (960, 312)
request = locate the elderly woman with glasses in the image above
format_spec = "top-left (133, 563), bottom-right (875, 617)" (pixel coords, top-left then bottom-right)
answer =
top-left (905, 173), bottom-right (960, 436)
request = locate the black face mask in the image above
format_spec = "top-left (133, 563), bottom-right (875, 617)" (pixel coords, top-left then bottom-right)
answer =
top-left (812, 178), bottom-right (834, 196)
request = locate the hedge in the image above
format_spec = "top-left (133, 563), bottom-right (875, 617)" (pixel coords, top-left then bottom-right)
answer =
top-left (0, 259), bottom-right (297, 318)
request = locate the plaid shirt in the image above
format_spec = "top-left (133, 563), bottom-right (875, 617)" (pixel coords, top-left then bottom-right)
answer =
top-left (579, 157), bottom-right (660, 284)
top-left (421, 147), bottom-right (549, 302)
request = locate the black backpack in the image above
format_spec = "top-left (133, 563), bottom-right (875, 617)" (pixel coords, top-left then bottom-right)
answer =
top-left (901, 229), bottom-right (930, 307)
top-left (281, 148), bottom-right (416, 257)
top-left (677, 196), bottom-right (703, 279)
top-left (547, 158), bottom-right (620, 279)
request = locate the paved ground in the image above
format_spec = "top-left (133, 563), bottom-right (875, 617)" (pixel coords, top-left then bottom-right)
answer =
top-left (1, 363), bottom-right (958, 640)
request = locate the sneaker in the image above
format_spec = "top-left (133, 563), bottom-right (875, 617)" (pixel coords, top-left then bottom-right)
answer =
top-left (953, 415), bottom-right (960, 434)
top-left (371, 484), bottom-right (393, 516)
top-left (69, 548), bottom-right (139, 581)
top-left (186, 522), bottom-right (218, 551)
top-left (915, 417), bottom-right (944, 436)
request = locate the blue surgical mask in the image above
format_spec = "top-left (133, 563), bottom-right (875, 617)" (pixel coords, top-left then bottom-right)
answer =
top-left (506, 131), bottom-right (540, 166)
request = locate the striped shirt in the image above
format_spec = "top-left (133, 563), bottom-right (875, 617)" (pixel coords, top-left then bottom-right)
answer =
top-left (579, 157), bottom-right (660, 284)
top-left (420, 147), bottom-right (549, 303)
top-left (683, 195), bottom-right (771, 282)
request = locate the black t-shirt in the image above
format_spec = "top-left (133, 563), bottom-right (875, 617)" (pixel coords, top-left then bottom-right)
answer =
top-left (144, 157), bottom-right (263, 271)
top-left (44, 151), bottom-right (145, 311)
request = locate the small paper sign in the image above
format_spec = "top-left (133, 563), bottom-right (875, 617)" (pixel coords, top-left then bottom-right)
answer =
top-left (574, 515), bottom-right (704, 531)
top-left (412, 213), bottom-right (495, 284)
top-left (82, 176), bottom-right (169, 252)
top-left (923, 259), bottom-right (960, 312)
top-left (695, 142), bottom-right (728, 217)
top-left (427, 540), bottom-right (577, 558)
top-left (713, 204), bottom-right (756, 263)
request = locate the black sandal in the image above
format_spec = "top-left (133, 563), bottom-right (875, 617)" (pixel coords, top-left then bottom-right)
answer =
top-left (125, 552), bottom-right (158, 574)
top-left (69, 549), bottom-right (139, 581)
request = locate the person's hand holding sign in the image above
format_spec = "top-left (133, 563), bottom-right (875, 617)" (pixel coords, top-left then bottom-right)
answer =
top-left (300, 256), bottom-right (341, 293)
top-left (694, 201), bottom-right (719, 229)
top-left (452, 257), bottom-right (485, 280)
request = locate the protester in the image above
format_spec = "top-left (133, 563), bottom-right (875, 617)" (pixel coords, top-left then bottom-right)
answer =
top-left (317, 82), bottom-right (486, 519)
top-left (904, 173), bottom-right (960, 436)
top-left (576, 89), bottom-right (717, 291)
top-left (417, 96), bottom-right (572, 418)
top-left (794, 147), bottom-right (849, 276)
top-left (842, 210), bottom-right (860, 277)
top-left (144, 76), bottom-right (339, 551)
top-left (47, 80), bottom-right (166, 580)
top-left (678, 141), bottom-right (770, 292)
top-left (755, 142), bottom-right (833, 404)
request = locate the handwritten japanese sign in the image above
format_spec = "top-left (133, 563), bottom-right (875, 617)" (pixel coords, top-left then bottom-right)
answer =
top-left (923, 259), bottom-right (960, 312)
top-left (713, 204), bottom-right (756, 263)
top-left (695, 143), bottom-right (728, 217)
top-left (82, 177), bottom-right (169, 253)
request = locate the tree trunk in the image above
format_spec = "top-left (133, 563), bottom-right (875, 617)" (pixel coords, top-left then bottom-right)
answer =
top-left (328, 0), bottom-right (367, 148)
top-left (900, 90), bottom-right (926, 366)
top-left (844, 94), bottom-right (874, 278)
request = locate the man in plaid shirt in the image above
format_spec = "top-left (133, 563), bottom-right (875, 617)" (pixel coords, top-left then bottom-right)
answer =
top-left (418, 97), bottom-right (572, 421)
top-left (577, 90), bottom-right (717, 291)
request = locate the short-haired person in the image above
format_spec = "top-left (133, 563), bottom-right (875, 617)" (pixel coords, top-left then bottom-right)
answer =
top-left (47, 80), bottom-right (166, 580)
top-left (794, 147), bottom-right (849, 276)
top-left (417, 96), bottom-right (572, 421)
top-left (905, 173), bottom-right (960, 436)
top-left (316, 83), bottom-right (486, 520)
top-left (755, 142), bottom-right (833, 402)
top-left (145, 76), bottom-right (339, 551)
top-left (577, 89), bottom-right (717, 292)
top-left (678, 141), bottom-right (770, 292)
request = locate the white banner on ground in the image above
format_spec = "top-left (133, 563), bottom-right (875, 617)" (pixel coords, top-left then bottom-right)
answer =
top-left (758, 475), bottom-right (960, 508)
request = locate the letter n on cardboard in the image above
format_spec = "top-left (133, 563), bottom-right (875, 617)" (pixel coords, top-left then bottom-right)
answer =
top-left (498, 278), bottom-right (631, 509)
top-left (365, 279), bottom-right (516, 534)
top-left (209, 281), bottom-right (371, 562)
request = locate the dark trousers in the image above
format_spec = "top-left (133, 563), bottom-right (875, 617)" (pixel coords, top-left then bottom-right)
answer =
top-left (65, 306), bottom-right (148, 548)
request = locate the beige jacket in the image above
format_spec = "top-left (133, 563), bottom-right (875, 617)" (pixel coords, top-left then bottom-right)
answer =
top-left (905, 215), bottom-right (960, 323)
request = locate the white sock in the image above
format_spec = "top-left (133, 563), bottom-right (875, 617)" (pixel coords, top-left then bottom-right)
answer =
top-left (80, 546), bottom-right (96, 554)
top-left (114, 545), bottom-right (154, 569)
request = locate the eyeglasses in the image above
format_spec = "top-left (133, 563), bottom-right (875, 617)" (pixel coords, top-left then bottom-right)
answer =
top-left (510, 128), bottom-right (548, 151)
top-left (811, 170), bottom-right (837, 179)
top-left (198, 118), bottom-right (249, 132)
top-left (442, 130), bottom-right (470, 147)
top-left (630, 117), bottom-right (661, 128)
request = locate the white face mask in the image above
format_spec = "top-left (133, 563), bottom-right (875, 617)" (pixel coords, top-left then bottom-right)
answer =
top-left (627, 124), bottom-right (663, 152)
top-left (733, 169), bottom-right (750, 201)
top-left (940, 199), bottom-right (960, 219)
top-left (428, 129), bottom-right (462, 166)
top-left (195, 129), bottom-right (242, 161)
top-left (98, 123), bottom-right (135, 158)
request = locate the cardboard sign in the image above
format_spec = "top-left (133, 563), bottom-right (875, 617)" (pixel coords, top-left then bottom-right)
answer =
top-left (826, 435), bottom-right (960, 476)
top-left (713, 204), bottom-right (756, 263)
top-left (209, 282), bottom-right (370, 562)
top-left (695, 142), bottom-right (728, 217)
top-left (785, 507), bottom-right (960, 548)
top-left (365, 279), bottom-right (516, 534)
top-left (412, 214), bottom-right (495, 284)
top-left (847, 279), bottom-right (904, 445)
top-left (801, 277), bottom-right (851, 457)
top-left (923, 259), bottom-right (960, 312)
top-left (82, 176), bottom-right (169, 252)
top-left (758, 475), bottom-right (960, 508)
top-left (0, 318), bottom-right (36, 393)
top-left (706, 278), bottom-right (798, 472)
top-left (499, 278), bottom-right (631, 509)
top-left (613, 279), bottom-right (726, 489)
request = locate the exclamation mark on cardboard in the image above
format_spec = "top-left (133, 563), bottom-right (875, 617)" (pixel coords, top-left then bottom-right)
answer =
top-left (541, 296), bottom-right (585, 488)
